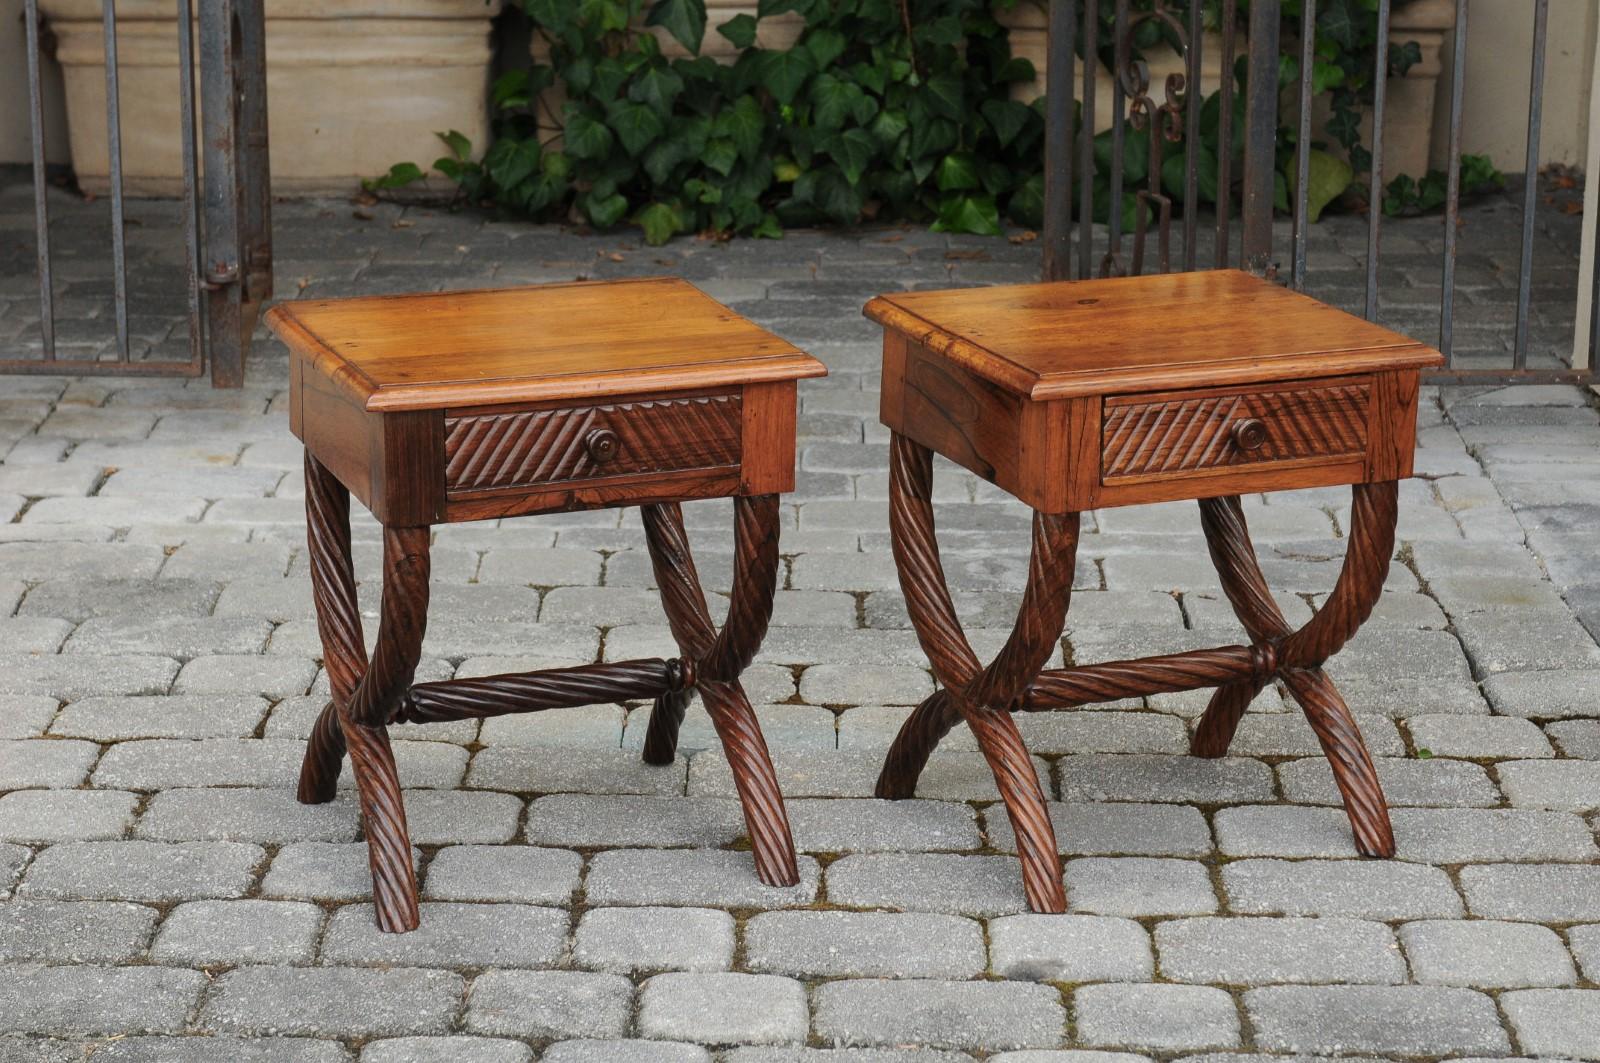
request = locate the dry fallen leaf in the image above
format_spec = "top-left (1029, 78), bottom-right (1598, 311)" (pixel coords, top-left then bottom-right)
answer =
top-left (391, 219), bottom-right (414, 229)
top-left (352, 208), bottom-right (375, 221)
top-left (1010, 230), bottom-right (1039, 244)
top-left (352, 191), bottom-right (378, 207)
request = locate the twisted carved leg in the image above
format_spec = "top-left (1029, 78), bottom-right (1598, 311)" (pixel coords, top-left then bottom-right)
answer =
top-left (1191, 485), bottom-right (1398, 857)
top-left (641, 496), bottom-right (799, 888)
top-left (298, 454), bottom-right (431, 932)
top-left (874, 433), bottom-right (1080, 912)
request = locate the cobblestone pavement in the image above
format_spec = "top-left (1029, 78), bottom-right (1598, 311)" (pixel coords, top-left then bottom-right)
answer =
top-left (2, 173), bottom-right (1600, 1061)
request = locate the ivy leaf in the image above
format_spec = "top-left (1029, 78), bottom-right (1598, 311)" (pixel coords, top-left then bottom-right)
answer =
top-left (1289, 148), bottom-right (1353, 223)
top-left (364, 161), bottom-right (425, 191)
top-left (635, 201), bottom-right (685, 245)
top-left (484, 136), bottom-right (541, 191)
top-left (583, 189), bottom-right (629, 228)
top-left (1317, 0), bottom-right (1358, 49)
top-left (608, 100), bottom-right (666, 154)
top-left (592, 57), bottom-right (630, 101)
top-left (825, 128), bottom-right (877, 185)
top-left (937, 152), bottom-right (981, 192)
top-left (704, 137), bottom-right (739, 176)
top-left (1008, 173), bottom-right (1045, 228)
top-left (922, 75), bottom-right (965, 120)
top-left (980, 99), bottom-right (1031, 149)
top-left (436, 130), bottom-right (473, 162)
top-left (646, 0), bottom-right (707, 56)
top-left (760, 48), bottom-right (816, 106)
top-left (753, 211), bottom-right (783, 238)
top-left (718, 12), bottom-right (758, 49)
top-left (563, 111), bottom-right (614, 160)
top-left (774, 157), bottom-right (802, 182)
top-left (630, 65), bottom-right (686, 115)
top-left (643, 137), bottom-right (690, 184)
top-left (812, 168), bottom-right (865, 223)
top-left (714, 94), bottom-right (765, 162)
top-left (932, 193), bottom-right (1001, 236)
top-left (492, 71), bottom-right (531, 111)
top-left (523, 0), bottom-right (573, 32)
top-left (812, 74), bottom-right (867, 131)
top-left (1311, 59), bottom-right (1346, 95)
top-left (757, 0), bottom-right (807, 16)
top-left (869, 109), bottom-right (909, 149)
top-left (804, 28), bottom-right (847, 70)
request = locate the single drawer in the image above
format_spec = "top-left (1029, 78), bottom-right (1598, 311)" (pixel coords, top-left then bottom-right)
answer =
top-left (1101, 378), bottom-right (1371, 483)
top-left (444, 391), bottom-right (743, 494)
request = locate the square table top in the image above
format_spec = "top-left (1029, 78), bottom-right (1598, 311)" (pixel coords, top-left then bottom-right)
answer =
top-left (864, 269), bottom-right (1444, 400)
top-left (266, 277), bottom-right (826, 412)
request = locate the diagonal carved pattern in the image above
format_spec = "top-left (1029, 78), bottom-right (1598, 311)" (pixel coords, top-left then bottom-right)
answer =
top-left (1102, 382), bottom-right (1370, 480)
top-left (445, 394), bottom-right (743, 493)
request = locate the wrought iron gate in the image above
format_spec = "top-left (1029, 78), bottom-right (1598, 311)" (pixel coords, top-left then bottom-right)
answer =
top-left (5, 0), bottom-right (272, 387)
top-left (1038, 0), bottom-right (1594, 385)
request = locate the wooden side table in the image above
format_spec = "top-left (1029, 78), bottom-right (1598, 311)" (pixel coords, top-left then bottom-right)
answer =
top-left (865, 270), bottom-right (1444, 913)
top-left (267, 277), bottom-right (826, 932)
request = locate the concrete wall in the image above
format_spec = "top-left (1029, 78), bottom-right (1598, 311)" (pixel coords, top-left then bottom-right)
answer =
top-left (1, 0), bottom-right (71, 165)
top-left (1434, 0), bottom-right (1599, 171)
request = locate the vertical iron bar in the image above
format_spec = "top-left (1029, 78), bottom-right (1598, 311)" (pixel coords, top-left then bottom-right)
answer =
top-left (177, 0), bottom-right (204, 370)
top-left (1291, 0), bottom-right (1316, 290)
top-left (1044, 0), bottom-right (1077, 282)
top-left (1440, 0), bottom-right (1469, 365)
top-left (1513, 0), bottom-right (1549, 369)
top-left (102, 0), bottom-right (130, 361)
top-left (201, 0), bottom-right (246, 387)
top-left (1079, 0), bottom-right (1098, 279)
top-left (1105, 0), bottom-right (1129, 274)
top-left (1239, 0), bottom-right (1280, 273)
top-left (236, 0), bottom-right (272, 305)
top-left (1214, 0), bottom-right (1237, 268)
top-left (23, 0), bottom-right (55, 362)
top-left (1182, 0), bottom-right (1202, 271)
top-left (1363, 0), bottom-right (1390, 319)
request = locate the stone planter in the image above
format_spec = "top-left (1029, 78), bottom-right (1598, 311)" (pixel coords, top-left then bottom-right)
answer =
top-left (40, 0), bottom-right (500, 196)
top-left (1294, 0), bottom-right (1455, 182)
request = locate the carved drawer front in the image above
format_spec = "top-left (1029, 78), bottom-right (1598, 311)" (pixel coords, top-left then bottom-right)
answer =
top-left (1101, 378), bottom-right (1371, 483)
top-left (444, 392), bottom-right (743, 494)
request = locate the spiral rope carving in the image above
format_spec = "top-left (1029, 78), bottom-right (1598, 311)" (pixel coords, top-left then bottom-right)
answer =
top-left (1190, 486), bottom-right (1397, 857)
top-left (641, 497), bottom-right (799, 888)
top-left (877, 434), bottom-right (1077, 912)
top-left (340, 713), bottom-right (419, 932)
top-left (1023, 645), bottom-right (1263, 709)
top-left (298, 455), bottom-right (366, 805)
top-left (399, 659), bottom-right (688, 723)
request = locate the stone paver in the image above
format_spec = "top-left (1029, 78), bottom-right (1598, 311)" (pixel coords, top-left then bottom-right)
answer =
top-left (1, 181), bottom-right (1597, 1059)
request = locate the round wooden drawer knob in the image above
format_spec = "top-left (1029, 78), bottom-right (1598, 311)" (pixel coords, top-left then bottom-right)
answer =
top-left (1231, 417), bottom-right (1268, 452)
top-left (586, 428), bottom-right (620, 464)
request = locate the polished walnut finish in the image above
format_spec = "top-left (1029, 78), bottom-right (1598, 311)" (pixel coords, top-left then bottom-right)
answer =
top-left (869, 271), bottom-right (1443, 913)
top-left (271, 279), bottom-right (825, 932)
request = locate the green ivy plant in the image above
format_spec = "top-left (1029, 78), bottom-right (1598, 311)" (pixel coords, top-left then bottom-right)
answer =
top-left (369, 0), bottom-right (1503, 244)
top-left (373, 0), bottom-right (1049, 244)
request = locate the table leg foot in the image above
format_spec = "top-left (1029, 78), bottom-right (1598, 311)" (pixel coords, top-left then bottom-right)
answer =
top-left (969, 706), bottom-right (1065, 912)
top-left (642, 497), bottom-right (798, 889)
top-left (875, 689), bottom-right (960, 800)
top-left (641, 688), bottom-right (692, 766)
top-left (1282, 667), bottom-right (1395, 857)
top-left (297, 701), bottom-right (345, 804)
top-left (342, 713), bottom-right (420, 932)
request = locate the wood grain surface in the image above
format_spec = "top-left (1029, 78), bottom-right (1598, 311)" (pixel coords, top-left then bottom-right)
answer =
top-left (864, 270), bottom-right (1443, 400)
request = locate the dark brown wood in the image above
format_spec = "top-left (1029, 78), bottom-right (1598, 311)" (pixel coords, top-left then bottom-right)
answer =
top-left (870, 272), bottom-right (1428, 908)
top-left (277, 279), bottom-right (822, 932)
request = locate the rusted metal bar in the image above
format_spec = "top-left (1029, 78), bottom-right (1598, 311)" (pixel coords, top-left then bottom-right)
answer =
top-left (1078, 0), bottom-right (1098, 280)
top-left (102, 0), bottom-right (131, 361)
top-left (23, 0), bottom-right (54, 362)
top-left (1291, 0), bottom-right (1316, 290)
top-left (1513, 0), bottom-right (1549, 369)
top-left (1043, 0), bottom-right (1077, 282)
top-left (1214, 0), bottom-right (1237, 268)
top-left (1182, 0), bottom-right (1202, 271)
top-left (1363, 0), bottom-right (1390, 320)
top-left (201, 0), bottom-right (246, 387)
top-left (1239, 0), bottom-right (1280, 273)
top-left (1104, 0), bottom-right (1130, 276)
top-left (1440, 0), bottom-right (1469, 365)
top-left (177, 0), bottom-right (204, 371)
